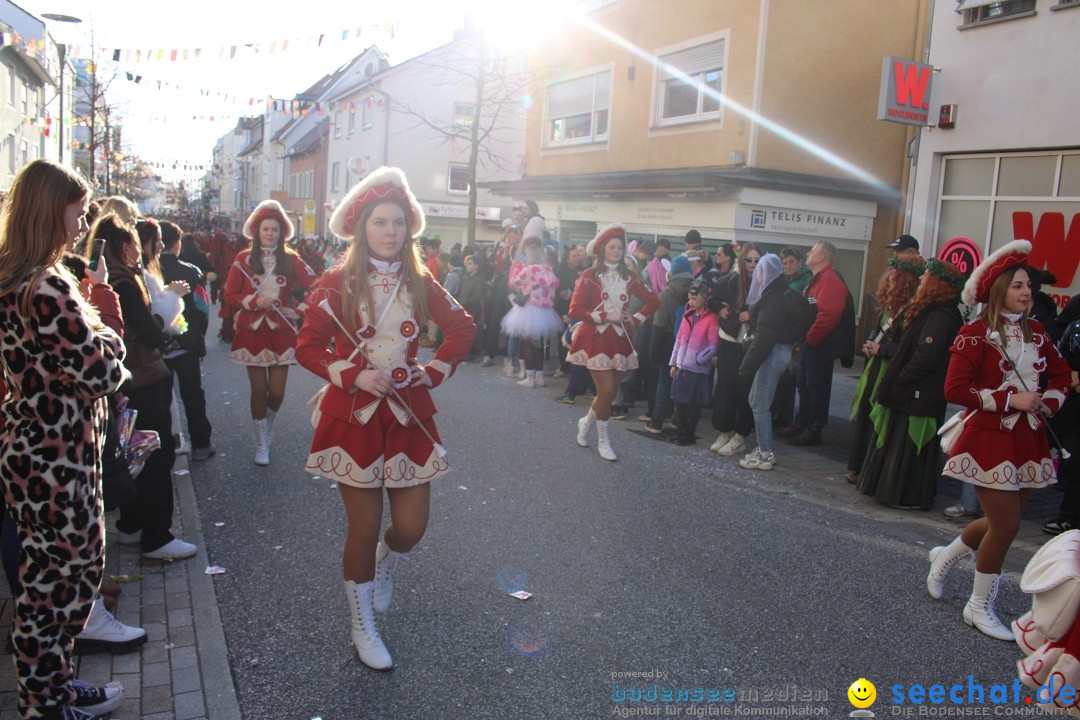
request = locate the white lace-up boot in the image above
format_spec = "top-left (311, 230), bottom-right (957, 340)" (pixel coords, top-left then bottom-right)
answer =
top-left (265, 408), bottom-right (277, 445)
top-left (372, 541), bottom-right (401, 613)
top-left (926, 536), bottom-right (974, 600)
top-left (963, 571), bottom-right (1014, 641)
top-left (577, 408), bottom-right (596, 447)
top-left (344, 580), bottom-right (393, 669)
top-left (253, 419), bottom-right (270, 466)
top-left (596, 420), bottom-right (617, 461)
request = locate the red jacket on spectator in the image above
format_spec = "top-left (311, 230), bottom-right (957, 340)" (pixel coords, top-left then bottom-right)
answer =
top-left (803, 265), bottom-right (847, 348)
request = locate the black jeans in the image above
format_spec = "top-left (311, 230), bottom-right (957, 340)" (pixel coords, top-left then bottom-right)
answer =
top-left (116, 377), bottom-right (177, 552)
top-left (795, 343), bottom-right (835, 435)
top-left (646, 328), bottom-right (675, 418)
top-left (165, 351), bottom-right (213, 449)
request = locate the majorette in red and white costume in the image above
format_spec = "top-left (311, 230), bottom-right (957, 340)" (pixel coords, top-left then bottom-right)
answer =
top-left (223, 200), bottom-right (317, 366)
top-left (566, 224), bottom-right (659, 372)
top-left (942, 240), bottom-right (1071, 489)
top-left (296, 167), bottom-right (477, 488)
top-left (1014, 531), bottom-right (1080, 717)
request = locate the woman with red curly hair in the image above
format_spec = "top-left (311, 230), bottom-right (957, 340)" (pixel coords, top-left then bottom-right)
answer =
top-left (856, 259), bottom-right (965, 509)
top-left (846, 256), bottom-right (925, 484)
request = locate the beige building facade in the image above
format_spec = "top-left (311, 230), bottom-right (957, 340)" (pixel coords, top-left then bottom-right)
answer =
top-left (485, 0), bottom-right (931, 316)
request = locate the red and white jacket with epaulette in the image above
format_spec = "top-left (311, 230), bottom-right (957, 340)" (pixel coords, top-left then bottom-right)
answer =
top-left (296, 266), bottom-right (476, 427)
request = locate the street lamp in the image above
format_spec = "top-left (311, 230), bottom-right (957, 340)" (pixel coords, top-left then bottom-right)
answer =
top-left (42, 13), bottom-right (82, 163)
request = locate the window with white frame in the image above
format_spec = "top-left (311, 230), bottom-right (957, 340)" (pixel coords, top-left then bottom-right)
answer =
top-left (362, 98), bottom-right (374, 129)
top-left (448, 164), bottom-right (470, 194)
top-left (655, 35), bottom-right (725, 126)
top-left (544, 68), bottom-right (611, 147)
top-left (453, 102), bottom-right (475, 130)
top-left (334, 111), bottom-right (342, 138)
top-left (958, 0), bottom-right (1036, 25)
top-left (7, 135), bottom-right (15, 174)
top-left (332, 162), bottom-right (340, 192)
top-left (7, 71), bottom-right (14, 107)
top-left (348, 105), bottom-right (356, 134)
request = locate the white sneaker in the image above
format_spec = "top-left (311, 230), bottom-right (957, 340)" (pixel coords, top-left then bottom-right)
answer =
top-left (716, 433), bottom-right (746, 457)
top-left (534, 372), bottom-right (546, 387)
top-left (75, 599), bottom-right (148, 653)
top-left (551, 368), bottom-right (566, 379)
top-left (738, 448), bottom-right (776, 471)
top-left (479, 355), bottom-right (493, 367)
top-left (502, 359), bottom-right (514, 377)
top-left (71, 679), bottom-right (125, 715)
top-left (143, 538), bottom-right (198, 560)
top-left (709, 433), bottom-right (732, 453)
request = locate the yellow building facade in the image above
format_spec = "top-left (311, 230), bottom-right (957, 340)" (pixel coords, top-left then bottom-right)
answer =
top-left (485, 0), bottom-right (930, 318)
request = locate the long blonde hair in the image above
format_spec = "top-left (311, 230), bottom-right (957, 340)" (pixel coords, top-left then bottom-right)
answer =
top-left (340, 200), bottom-right (430, 331)
top-left (99, 195), bottom-right (140, 227)
top-left (980, 265), bottom-right (1032, 344)
top-left (0, 159), bottom-right (92, 321)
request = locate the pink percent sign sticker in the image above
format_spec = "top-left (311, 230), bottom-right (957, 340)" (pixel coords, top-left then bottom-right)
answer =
top-left (938, 237), bottom-right (983, 276)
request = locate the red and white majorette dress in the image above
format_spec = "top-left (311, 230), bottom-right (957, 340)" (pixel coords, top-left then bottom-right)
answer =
top-left (224, 248), bottom-right (317, 366)
top-left (296, 260), bottom-right (476, 487)
top-left (943, 316), bottom-right (1070, 489)
top-left (566, 266), bottom-right (659, 371)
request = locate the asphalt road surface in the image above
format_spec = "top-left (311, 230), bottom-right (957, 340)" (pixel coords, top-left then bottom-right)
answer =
top-left (191, 319), bottom-right (1035, 720)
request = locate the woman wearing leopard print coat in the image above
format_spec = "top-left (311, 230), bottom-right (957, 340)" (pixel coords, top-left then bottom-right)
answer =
top-left (0, 160), bottom-right (130, 718)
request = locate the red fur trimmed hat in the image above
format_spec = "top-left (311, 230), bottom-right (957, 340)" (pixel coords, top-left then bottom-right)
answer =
top-left (242, 199), bottom-right (293, 242)
top-left (328, 166), bottom-right (425, 240)
top-left (586, 223), bottom-right (626, 256)
top-left (962, 239), bottom-right (1031, 307)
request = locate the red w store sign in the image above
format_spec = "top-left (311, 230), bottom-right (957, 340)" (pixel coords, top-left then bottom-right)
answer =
top-left (1014, 210), bottom-right (1080, 308)
top-left (878, 56), bottom-right (934, 127)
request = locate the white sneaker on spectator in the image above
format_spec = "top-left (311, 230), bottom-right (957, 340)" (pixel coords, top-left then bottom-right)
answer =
top-left (75, 599), bottom-right (147, 653)
top-left (479, 355), bottom-right (493, 367)
top-left (717, 433), bottom-right (746, 457)
top-left (143, 538), bottom-right (197, 560)
top-left (709, 433), bottom-right (732, 453)
top-left (739, 448), bottom-right (776, 471)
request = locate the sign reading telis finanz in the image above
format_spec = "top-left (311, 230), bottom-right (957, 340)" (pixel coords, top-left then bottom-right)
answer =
top-left (878, 56), bottom-right (934, 127)
top-left (735, 205), bottom-right (872, 242)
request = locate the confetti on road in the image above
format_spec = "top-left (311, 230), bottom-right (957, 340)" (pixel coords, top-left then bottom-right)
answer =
top-left (205, 565), bottom-right (226, 575)
top-left (510, 590), bottom-right (532, 600)
top-left (214, 522), bottom-right (225, 527)
top-left (175, 469), bottom-right (189, 476)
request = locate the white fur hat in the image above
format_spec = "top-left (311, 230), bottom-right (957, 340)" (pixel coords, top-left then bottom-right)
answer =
top-left (586, 223), bottom-right (626, 256)
top-left (962, 239), bottom-right (1031, 308)
top-left (243, 199), bottom-right (293, 241)
top-left (328, 166), bottom-right (425, 240)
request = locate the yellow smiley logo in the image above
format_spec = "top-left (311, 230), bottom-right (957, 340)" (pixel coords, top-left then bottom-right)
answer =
top-left (848, 678), bottom-right (876, 709)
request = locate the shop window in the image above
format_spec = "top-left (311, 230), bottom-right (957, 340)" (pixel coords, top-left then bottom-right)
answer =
top-left (958, 0), bottom-right (1036, 26)
top-left (448, 164), bottom-right (469, 194)
top-left (997, 156), bottom-right (1057, 197)
top-left (938, 200), bottom-right (991, 248)
top-left (544, 67), bottom-right (611, 147)
top-left (942, 157), bottom-right (995, 196)
top-left (1059, 155), bottom-right (1080, 197)
top-left (654, 34), bottom-right (725, 127)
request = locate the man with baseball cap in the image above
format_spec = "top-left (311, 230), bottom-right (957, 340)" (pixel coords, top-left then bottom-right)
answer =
top-left (887, 234), bottom-right (921, 262)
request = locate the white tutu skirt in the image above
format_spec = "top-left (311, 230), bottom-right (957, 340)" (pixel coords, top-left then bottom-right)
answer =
top-left (501, 303), bottom-right (564, 341)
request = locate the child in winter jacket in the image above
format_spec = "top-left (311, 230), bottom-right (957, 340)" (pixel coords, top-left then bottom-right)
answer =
top-left (668, 278), bottom-right (720, 445)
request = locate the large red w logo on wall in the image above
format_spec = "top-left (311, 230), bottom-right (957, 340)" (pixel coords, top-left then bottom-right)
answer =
top-left (1014, 211), bottom-right (1080, 286)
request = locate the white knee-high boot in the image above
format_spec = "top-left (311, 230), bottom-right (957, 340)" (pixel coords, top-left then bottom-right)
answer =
top-left (253, 419), bottom-right (270, 466)
top-left (372, 542), bottom-right (401, 614)
top-left (963, 571), bottom-right (1014, 641)
top-left (596, 420), bottom-right (617, 461)
top-left (265, 408), bottom-right (277, 445)
top-left (577, 408), bottom-right (596, 447)
top-left (344, 580), bottom-right (393, 669)
top-left (926, 536), bottom-right (974, 599)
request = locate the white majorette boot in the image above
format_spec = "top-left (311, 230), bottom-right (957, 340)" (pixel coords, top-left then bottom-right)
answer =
top-left (927, 536), bottom-right (974, 600)
top-left (963, 571), bottom-right (1014, 641)
top-left (517, 370), bottom-right (536, 388)
top-left (577, 408), bottom-right (596, 448)
top-left (344, 580), bottom-right (392, 669)
top-left (534, 370), bottom-right (546, 387)
top-left (517, 359), bottom-right (527, 380)
top-left (253, 419), bottom-right (270, 466)
top-left (265, 408), bottom-right (277, 446)
top-left (502, 357), bottom-right (514, 377)
top-left (373, 541), bottom-right (400, 613)
top-left (596, 420), bottom-right (617, 461)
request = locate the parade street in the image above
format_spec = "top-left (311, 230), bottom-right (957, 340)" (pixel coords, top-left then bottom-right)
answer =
top-left (186, 321), bottom-right (1039, 719)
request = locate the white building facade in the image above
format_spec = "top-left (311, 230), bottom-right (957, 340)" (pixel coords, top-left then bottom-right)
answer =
top-left (908, 0), bottom-right (1080, 309)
